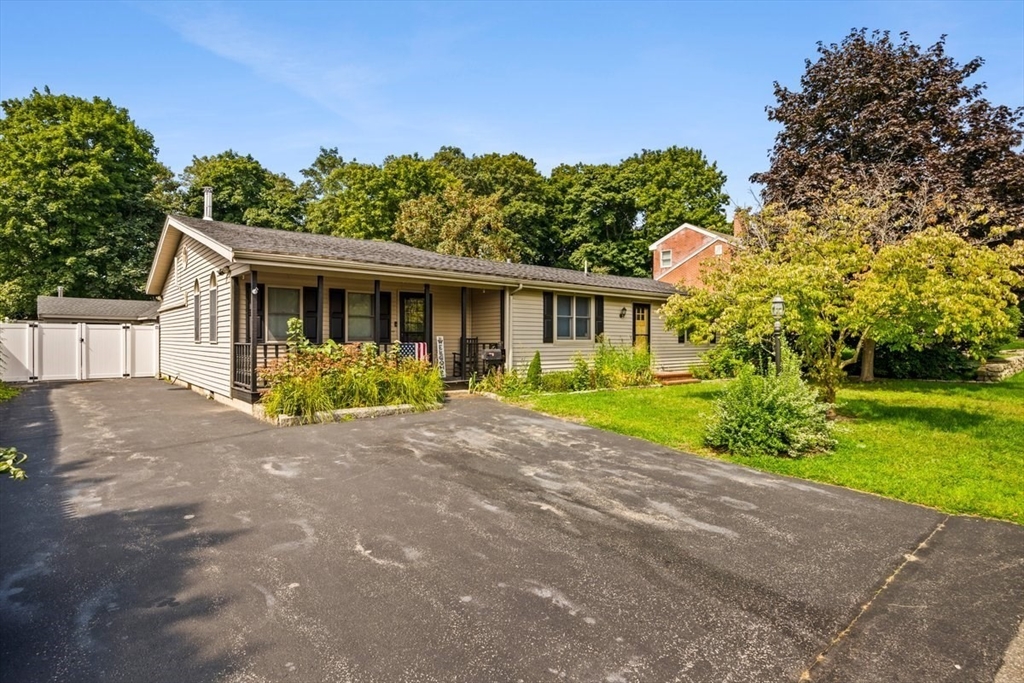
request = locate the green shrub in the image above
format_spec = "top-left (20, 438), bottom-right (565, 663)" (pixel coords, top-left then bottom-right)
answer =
top-left (539, 371), bottom-right (575, 393)
top-left (260, 318), bottom-right (444, 421)
top-left (870, 343), bottom-right (979, 380)
top-left (592, 341), bottom-right (653, 388)
top-left (1, 446), bottom-right (27, 480)
top-left (0, 382), bottom-right (19, 404)
top-left (526, 351), bottom-right (543, 389)
top-left (569, 353), bottom-right (593, 391)
top-left (704, 350), bottom-right (835, 458)
top-left (470, 368), bottom-right (530, 398)
top-left (473, 341), bottom-right (653, 397)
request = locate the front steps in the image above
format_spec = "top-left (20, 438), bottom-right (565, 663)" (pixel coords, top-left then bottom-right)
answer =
top-left (654, 370), bottom-right (700, 386)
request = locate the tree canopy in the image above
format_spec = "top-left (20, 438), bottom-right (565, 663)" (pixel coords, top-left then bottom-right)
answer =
top-left (179, 150), bottom-right (306, 231)
top-left (393, 181), bottom-right (522, 261)
top-left (552, 147), bottom-right (729, 277)
top-left (0, 88), bottom-right (170, 319)
top-left (663, 192), bottom-right (1023, 402)
top-left (752, 29), bottom-right (1024, 241)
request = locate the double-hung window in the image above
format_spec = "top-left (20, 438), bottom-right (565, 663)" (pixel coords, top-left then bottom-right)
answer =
top-left (347, 292), bottom-right (374, 342)
top-left (660, 249), bottom-right (672, 268)
top-left (555, 295), bottom-right (591, 340)
top-left (267, 287), bottom-right (300, 342)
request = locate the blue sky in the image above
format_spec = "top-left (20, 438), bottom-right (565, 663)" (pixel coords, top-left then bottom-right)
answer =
top-left (2, 1), bottom-right (1022, 213)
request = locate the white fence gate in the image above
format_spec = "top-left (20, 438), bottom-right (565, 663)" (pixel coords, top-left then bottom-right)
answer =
top-left (0, 322), bottom-right (159, 383)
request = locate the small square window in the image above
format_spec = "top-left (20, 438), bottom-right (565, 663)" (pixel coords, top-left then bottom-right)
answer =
top-left (660, 249), bottom-right (672, 268)
top-left (714, 243), bottom-right (724, 256)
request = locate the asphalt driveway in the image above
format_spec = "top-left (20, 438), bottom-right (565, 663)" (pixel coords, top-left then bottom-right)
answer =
top-left (1, 380), bottom-right (1021, 682)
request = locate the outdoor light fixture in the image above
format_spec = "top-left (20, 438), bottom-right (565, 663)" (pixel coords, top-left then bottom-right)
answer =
top-left (771, 295), bottom-right (784, 375)
top-left (619, 307), bottom-right (628, 318)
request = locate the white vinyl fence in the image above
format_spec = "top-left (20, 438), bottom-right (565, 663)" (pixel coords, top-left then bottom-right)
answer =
top-left (0, 322), bottom-right (158, 383)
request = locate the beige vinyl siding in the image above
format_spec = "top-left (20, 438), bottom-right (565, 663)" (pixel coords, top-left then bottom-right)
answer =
top-left (469, 289), bottom-right (501, 343)
top-left (650, 304), bottom-right (711, 371)
top-left (510, 288), bottom-right (602, 372)
top-left (509, 289), bottom-right (704, 373)
top-left (158, 236), bottom-right (232, 396)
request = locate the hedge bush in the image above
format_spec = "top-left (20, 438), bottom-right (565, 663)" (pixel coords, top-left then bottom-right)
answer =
top-left (704, 350), bottom-right (835, 458)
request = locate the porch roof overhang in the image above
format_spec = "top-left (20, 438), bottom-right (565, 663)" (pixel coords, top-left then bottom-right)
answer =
top-left (232, 253), bottom-right (676, 301)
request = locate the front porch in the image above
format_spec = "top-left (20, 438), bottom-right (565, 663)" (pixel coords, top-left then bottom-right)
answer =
top-left (229, 268), bottom-right (507, 403)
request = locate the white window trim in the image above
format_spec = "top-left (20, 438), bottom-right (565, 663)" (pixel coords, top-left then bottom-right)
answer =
top-left (346, 290), bottom-right (376, 343)
top-left (714, 243), bottom-right (724, 256)
top-left (556, 295), bottom-right (592, 341)
top-left (660, 249), bottom-right (672, 268)
top-left (266, 286), bottom-right (301, 343)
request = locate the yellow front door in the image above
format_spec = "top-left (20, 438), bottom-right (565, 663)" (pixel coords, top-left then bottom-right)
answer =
top-left (633, 304), bottom-right (650, 350)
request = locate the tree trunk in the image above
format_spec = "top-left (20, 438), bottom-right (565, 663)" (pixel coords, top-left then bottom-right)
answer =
top-left (860, 338), bottom-right (876, 382)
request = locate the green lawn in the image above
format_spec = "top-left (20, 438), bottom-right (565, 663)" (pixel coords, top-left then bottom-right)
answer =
top-left (525, 374), bottom-right (1024, 523)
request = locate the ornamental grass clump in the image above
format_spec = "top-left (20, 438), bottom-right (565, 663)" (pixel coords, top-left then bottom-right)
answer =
top-left (704, 349), bottom-right (835, 458)
top-left (260, 319), bottom-right (444, 422)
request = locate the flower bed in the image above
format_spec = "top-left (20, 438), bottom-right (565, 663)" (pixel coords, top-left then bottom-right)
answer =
top-left (259, 320), bottom-right (445, 423)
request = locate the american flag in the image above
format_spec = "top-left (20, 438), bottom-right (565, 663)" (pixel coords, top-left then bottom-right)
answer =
top-left (398, 342), bottom-right (429, 361)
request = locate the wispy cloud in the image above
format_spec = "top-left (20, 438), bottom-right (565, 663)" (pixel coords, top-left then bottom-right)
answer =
top-left (142, 1), bottom-right (507, 152)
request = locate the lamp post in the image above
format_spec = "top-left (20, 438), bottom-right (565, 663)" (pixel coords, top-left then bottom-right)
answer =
top-left (771, 295), bottom-right (784, 375)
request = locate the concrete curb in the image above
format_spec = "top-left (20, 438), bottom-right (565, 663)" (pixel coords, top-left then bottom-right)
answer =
top-left (268, 402), bottom-right (443, 427)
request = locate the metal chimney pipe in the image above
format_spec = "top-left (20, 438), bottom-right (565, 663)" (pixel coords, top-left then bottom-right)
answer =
top-left (57, 286), bottom-right (64, 298)
top-left (202, 186), bottom-right (213, 221)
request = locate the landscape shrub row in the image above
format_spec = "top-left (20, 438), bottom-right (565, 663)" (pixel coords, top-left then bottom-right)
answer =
top-left (471, 341), bottom-right (654, 398)
top-left (260, 319), bottom-right (444, 422)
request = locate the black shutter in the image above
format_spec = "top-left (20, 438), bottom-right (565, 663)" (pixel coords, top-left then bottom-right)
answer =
top-left (542, 291), bottom-right (554, 344)
top-left (595, 295), bottom-right (604, 338)
top-left (303, 286), bottom-right (318, 341)
top-left (329, 288), bottom-right (345, 342)
top-left (256, 287), bottom-right (265, 343)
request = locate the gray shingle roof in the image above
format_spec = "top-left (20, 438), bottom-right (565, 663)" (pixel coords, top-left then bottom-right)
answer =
top-left (171, 215), bottom-right (676, 296)
top-left (36, 296), bottom-right (159, 321)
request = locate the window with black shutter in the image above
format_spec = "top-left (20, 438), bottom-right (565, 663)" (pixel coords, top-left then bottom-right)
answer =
top-left (595, 296), bottom-right (604, 338)
top-left (542, 291), bottom-right (554, 343)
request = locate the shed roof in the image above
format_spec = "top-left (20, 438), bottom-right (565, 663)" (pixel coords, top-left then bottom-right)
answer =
top-left (36, 296), bottom-right (159, 322)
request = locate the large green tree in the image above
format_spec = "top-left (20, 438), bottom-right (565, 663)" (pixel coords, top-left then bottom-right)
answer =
top-left (663, 194), bottom-right (1022, 402)
top-left (179, 150), bottom-right (305, 230)
top-left (432, 147), bottom-right (556, 264)
top-left (393, 181), bottom-right (522, 261)
top-left (551, 147), bottom-right (729, 277)
top-left (302, 149), bottom-right (450, 240)
top-left (0, 88), bottom-right (171, 319)
top-left (752, 29), bottom-right (1024, 240)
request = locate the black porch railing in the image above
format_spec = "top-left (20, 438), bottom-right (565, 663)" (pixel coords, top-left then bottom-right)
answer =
top-left (232, 342), bottom-right (290, 392)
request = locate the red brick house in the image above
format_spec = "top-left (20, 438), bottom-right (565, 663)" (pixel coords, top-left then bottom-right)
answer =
top-left (649, 223), bottom-right (737, 288)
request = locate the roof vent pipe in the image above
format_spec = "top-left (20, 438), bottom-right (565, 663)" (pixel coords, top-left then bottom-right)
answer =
top-left (57, 286), bottom-right (64, 297)
top-left (584, 260), bottom-right (589, 275)
top-left (202, 186), bottom-right (214, 221)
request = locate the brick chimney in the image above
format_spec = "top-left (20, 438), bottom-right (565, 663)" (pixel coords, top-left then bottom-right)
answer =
top-left (732, 212), bottom-right (746, 239)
